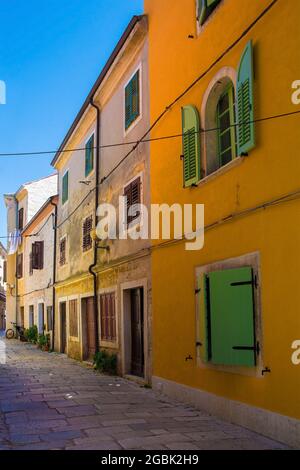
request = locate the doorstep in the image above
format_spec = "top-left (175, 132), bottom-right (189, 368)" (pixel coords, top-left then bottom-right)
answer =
top-left (124, 374), bottom-right (147, 386)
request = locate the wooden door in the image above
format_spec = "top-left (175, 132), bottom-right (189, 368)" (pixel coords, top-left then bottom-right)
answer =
top-left (86, 297), bottom-right (96, 359)
top-left (60, 302), bottom-right (67, 354)
top-left (131, 288), bottom-right (144, 377)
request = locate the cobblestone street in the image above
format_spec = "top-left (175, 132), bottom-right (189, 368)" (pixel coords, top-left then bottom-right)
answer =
top-left (0, 339), bottom-right (288, 450)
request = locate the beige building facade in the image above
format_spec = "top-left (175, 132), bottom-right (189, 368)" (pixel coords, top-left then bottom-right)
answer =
top-left (0, 242), bottom-right (6, 330)
top-left (51, 15), bottom-right (152, 382)
top-left (4, 174), bottom-right (58, 332)
top-left (22, 195), bottom-right (58, 346)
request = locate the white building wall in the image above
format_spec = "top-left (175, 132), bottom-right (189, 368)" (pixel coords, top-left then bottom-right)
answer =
top-left (23, 207), bottom-right (55, 333)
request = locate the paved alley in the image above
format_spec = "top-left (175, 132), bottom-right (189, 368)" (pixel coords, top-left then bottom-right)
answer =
top-left (0, 339), bottom-right (289, 450)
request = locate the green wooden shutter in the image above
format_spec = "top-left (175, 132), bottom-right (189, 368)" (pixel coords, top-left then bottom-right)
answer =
top-left (197, 273), bottom-right (209, 362)
top-left (125, 70), bottom-right (140, 130)
top-left (181, 105), bottom-right (201, 187)
top-left (198, 0), bottom-right (220, 25)
top-left (236, 41), bottom-right (255, 155)
top-left (85, 134), bottom-right (94, 177)
top-left (208, 267), bottom-right (256, 367)
top-left (62, 171), bottom-right (69, 205)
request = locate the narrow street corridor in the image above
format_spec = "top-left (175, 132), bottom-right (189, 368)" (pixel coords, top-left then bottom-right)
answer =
top-left (0, 339), bottom-right (289, 450)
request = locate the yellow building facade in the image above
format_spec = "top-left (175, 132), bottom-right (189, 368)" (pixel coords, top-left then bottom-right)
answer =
top-left (144, 0), bottom-right (300, 446)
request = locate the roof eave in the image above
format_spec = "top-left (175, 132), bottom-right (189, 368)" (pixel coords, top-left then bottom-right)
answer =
top-left (51, 14), bottom-right (146, 168)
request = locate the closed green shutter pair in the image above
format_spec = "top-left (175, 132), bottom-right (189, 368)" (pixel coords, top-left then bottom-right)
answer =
top-left (85, 134), bottom-right (94, 177)
top-left (197, 267), bottom-right (256, 367)
top-left (125, 70), bottom-right (140, 130)
top-left (181, 41), bottom-right (255, 187)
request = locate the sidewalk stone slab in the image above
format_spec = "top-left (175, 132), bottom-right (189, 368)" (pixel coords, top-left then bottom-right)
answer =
top-left (0, 339), bottom-right (290, 450)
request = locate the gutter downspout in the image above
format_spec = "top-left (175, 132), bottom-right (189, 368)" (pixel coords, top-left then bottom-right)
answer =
top-left (89, 98), bottom-right (100, 354)
top-left (50, 198), bottom-right (58, 351)
top-left (15, 198), bottom-right (18, 326)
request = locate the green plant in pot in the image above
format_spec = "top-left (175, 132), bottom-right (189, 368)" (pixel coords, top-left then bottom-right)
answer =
top-left (24, 325), bottom-right (38, 344)
top-left (93, 350), bottom-right (117, 375)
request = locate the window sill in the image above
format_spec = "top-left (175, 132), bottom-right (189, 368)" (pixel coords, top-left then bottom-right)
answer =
top-left (100, 339), bottom-right (118, 350)
top-left (85, 168), bottom-right (95, 179)
top-left (196, 357), bottom-right (262, 378)
top-left (195, 156), bottom-right (245, 188)
top-left (82, 247), bottom-right (93, 255)
top-left (124, 113), bottom-right (142, 137)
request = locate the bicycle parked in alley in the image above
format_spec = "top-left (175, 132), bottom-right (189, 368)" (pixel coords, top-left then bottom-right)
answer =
top-left (5, 322), bottom-right (26, 341)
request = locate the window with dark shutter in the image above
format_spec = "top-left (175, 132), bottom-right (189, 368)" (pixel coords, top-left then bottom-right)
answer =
top-left (29, 252), bottom-right (33, 276)
top-left (125, 70), bottom-right (140, 130)
top-left (16, 253), bottom-right (23, 279)
top-left (18, 208), bottom-right (24, 230)
top-left (3, 260), bottom-right (7, 283)
top-left (100, 293), bottom-right (116, 342)
top-left (85, 134), bottom-right (94, 177)
top-left (62, 171), bottom-right (69, 205)
top-left (69, 299), bottom-right (78, 337)
top-left (32, 242), bottom-right (44, 270)
top-left (216, 84), bottom-right (236, 167)
top-left (82, 216), bottom-right (93, 252)
top-left (47, 306), bottom-right (53, 331)
top-left (124, 177), bottom-right (141, 225)
top-left (59, 238), bottom-right (66, 266)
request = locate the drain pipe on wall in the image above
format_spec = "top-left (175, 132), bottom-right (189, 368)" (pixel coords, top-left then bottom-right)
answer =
top-left (50, 198), bottom-right (58, 351)
top-left (89, 98), bottom-right (101, 354)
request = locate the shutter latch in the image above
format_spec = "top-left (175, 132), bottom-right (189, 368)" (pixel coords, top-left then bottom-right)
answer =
top-left (261, 367), bottom-right (271, 376)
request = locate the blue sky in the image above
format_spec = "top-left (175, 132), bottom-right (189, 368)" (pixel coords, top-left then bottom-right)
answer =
top-left (0, 0), bottom-right (143, 239)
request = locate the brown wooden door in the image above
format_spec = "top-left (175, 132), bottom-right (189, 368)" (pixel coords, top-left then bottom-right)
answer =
top-left (60, 302), bottom-right (67, 354)
top-left (86, 297), bottom-right (96, 359)
top-left (131, 288), bottom-right (144, 377)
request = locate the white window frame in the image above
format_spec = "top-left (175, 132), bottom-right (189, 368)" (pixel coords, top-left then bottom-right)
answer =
top-left (84, 129), bottom-right (96, 178)
top-left (120, 171), bottom-right (144, 238)
top-left (124, 63), bottom-right (143, 137)
top-left (195, 252), bottom-right (263, 377)
top-left (196, 0), bottom-right (224, 35)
